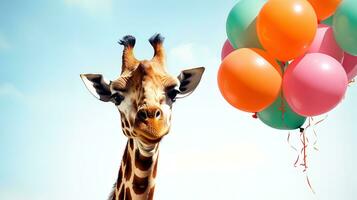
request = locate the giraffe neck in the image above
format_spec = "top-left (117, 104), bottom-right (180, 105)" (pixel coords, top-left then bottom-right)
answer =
top-left (111, 138), bottom-right (159, 200)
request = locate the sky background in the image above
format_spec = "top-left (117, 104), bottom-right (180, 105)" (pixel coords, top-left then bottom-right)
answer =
top-left (0, 0), bottom-right (356, 199)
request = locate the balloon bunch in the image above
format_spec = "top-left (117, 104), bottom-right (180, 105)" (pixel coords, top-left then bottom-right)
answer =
top-left (218, 0), bottom-right (357, 130)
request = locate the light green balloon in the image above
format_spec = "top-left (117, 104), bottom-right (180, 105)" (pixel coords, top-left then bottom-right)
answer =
top-left (258, 95), bottom-right (306, 130)
top-left (226, 0), bottom-right (266, 49)
top-left (322, 15), bottom-right (333, 26)
top-left (333, 0), bottom-right (357, 55)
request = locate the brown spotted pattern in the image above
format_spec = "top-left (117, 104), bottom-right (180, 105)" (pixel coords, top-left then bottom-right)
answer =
top-left (125, 187), bottom-right (132, 200)
top-left (147, 186), bottom-right (155, 200)
top-left (135, 149), bottom-right (153, 171)
top-left (124, 152), bottom-right (132, 180)
top-left (132, 174), bottom-right (149, 194)
top-left (111, 137), bottom-right (159, 200)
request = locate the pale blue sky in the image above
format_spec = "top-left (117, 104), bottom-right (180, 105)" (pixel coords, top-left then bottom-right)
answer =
top-left (0, 0), bottom-right (356, 200)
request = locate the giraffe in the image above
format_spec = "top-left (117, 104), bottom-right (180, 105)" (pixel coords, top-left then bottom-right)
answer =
top-left (80, 34), bottom-right (205, 200)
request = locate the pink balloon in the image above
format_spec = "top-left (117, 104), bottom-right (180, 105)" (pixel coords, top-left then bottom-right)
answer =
top-left (307, 24), bottom-right (344, 62)
top-left (342, 52), bottom-right (357, 81)
top-left (221, 39), bottom-right (235, 60)
top-left (283, 53), bottom-right (348, 117)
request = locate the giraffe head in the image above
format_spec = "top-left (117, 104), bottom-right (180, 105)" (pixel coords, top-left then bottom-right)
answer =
top-left (81, 34), bottom-right (204, 145)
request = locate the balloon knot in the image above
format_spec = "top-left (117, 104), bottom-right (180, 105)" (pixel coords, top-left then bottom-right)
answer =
top-left (300, 127), bottom-right (305, 133)
top-left (252, 112), bottom-right (258, 119)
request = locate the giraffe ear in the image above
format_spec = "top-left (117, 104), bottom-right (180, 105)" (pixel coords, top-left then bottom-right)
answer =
top-left (80, 74), bottom-right (113, 102)
top-left (176, 67), bottom-right (205, 97)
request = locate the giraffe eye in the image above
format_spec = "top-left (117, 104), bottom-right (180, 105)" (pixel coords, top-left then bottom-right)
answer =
top-left (112, 94), bottom-right (124, 105)
top-left (167, 89), bottom-right (179, 102)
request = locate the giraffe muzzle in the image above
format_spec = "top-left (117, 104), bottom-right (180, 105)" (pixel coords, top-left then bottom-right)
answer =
top-left (134, 106), bottom-right (169, 141)
top-left (136, 106), bottom-right (162, 121)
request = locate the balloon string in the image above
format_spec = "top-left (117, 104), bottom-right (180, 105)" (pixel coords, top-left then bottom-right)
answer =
top-left (278, 91), bottom-right (288, 129)
top-left (306, 174), bottom-right (315, 194)
top-left (287, 125), bottom-right (317, 194)
top-left (278, 61), bottom-right (287, 129)
top-left (312, 128), bottom-right (319, 151)
top-left (299, 128), bottom-right (308, 172)
top-left (287, 132), bottom-right (298, 152)
top-left (310, 116), bottom-right (327, 151)
top-left (311, 115), bottom-right (328, 126)
top-left (300, 127), bottom-right (316, 194)
top-left (287, 116), bottom-right (327, 194)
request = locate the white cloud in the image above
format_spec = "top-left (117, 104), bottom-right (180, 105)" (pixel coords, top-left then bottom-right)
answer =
top-left (168, 43), bottom-right (219, 75)
top-left (0, 83), bottom-right (23, 98)
top-left (169, 43), bottom-right (195, 64)
top-left (64, 0), bottom-right (112, 14)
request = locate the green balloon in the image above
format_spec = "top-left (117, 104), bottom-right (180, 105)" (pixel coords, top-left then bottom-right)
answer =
top-left (322, 15), bottom-right (333, 26)
top-left (333, 0), bottom-right (357, 55)
top-left (258, 95), bottom-right (306, 130)
top-left (226, 0), bottom-right (266, 49)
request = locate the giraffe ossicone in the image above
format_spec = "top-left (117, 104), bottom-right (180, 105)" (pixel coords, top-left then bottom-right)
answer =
top-left (80, 33), bottom-right (204, 200)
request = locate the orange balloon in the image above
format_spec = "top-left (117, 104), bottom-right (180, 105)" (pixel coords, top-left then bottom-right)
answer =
top-left (217, 48), bottom-right (282, 112)
top-left (257, 0), bottom-right (317, 61)
top-left (308, 0), bottom-right (342, 20)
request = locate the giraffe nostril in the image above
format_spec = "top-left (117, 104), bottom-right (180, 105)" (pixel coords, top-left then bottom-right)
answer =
top-left (155, 109), bottom-right (161, 118)
top-left (137, 109), bottom-right (148, 121)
